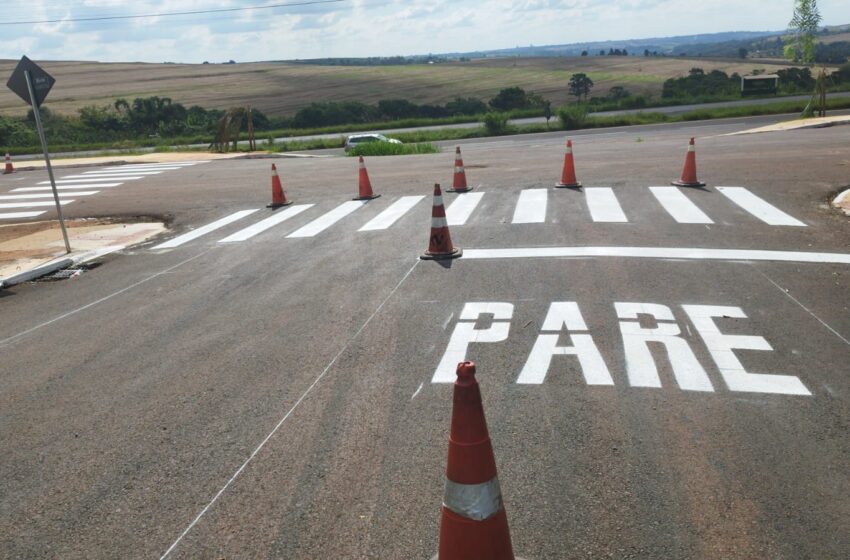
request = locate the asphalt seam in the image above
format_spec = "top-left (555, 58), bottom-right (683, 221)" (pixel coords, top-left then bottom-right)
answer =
top-left (159, 258), bottom-right (420, 559)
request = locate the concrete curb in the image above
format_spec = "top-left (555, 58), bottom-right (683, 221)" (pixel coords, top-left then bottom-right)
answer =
top-left (0, 245), bottom-right (125, 290)
top-left (833, 188), bottom-right (850, 216)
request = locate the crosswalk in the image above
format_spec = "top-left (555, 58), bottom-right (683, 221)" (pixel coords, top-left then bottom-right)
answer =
top-left (0, 161), bottom-right (207, 220)
top-left (151, 185), bottom-right (808, 251)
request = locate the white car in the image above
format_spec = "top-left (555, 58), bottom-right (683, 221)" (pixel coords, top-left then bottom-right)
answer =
top-left (344, 133), bottom-right (402, 152)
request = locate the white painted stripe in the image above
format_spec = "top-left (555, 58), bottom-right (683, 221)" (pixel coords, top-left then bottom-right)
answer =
top-left (287, 200), bottom-right (367, 238)
top-left (649, 187), bottom-right (713, 224)
top-left (104, 164), bottom-right (196, 169)
top-left (512, 189), bottom-right (548, 224)
top-left (0, 191), bottom-right (98, 199)
top-left (80, 170), bottom-right (162, 176)
top-left (61, 174), bottom-right (149, 179)
top-left (462, 246), bottom-right (850, 265)
top-left (585, 188), bottom-right (627, 222)
top-left (359, 195), bottom-right (425, 231)
top-left (15, 184), bottom-right (121, 191)
top-left (153, 209), bottom-right (260, 249)
top-left (0, 211), bottom-right (46, 219)
top-left (218, 205), bottom-right (314, 243)
top-left (0, 200), bottom-right (73, 209)
top-left (716, 187), bottom-right (806, 226)
top-left (40, 178), bottom-right (138, 183)
top-left (446, 192), bottom-right (485, 226)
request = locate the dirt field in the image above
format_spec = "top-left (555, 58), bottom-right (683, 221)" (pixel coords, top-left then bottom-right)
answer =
top-left (0, 56), bottom-right (797, 118)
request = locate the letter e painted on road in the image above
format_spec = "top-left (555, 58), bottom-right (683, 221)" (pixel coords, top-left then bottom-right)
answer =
top-left (616, 302), bottom-right (714, 392)
top-left (432, 302), bottom-right (513, 383)
top-left (682, 305), bottom-right (811, 396)
top-left (517, 302), bottom-right (613, 385)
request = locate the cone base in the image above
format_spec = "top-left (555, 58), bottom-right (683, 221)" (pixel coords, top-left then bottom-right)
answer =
top-left (671, 180), bottom-right (706, 188)
top-left (354, 193), bottom-right (381, 201)
top-left (447, 186), bottom-right (473, 193)
top-left (421, 247), bottom-right (463, 261)
top-left (555, 181), bottom-right (582, 189)
top-left (267, 200), bottom-right (293, 209)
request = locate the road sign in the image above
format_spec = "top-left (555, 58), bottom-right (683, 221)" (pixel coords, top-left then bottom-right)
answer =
top-left (6, 55), bottom-right (55, 108)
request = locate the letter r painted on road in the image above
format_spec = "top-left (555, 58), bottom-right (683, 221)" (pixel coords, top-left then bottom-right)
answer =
top-left (616, 302), bottom-right (715, 392)
top-left (432, 302), bottom-right (514, 383)
top-left (682, 305), bottom-right (811, 396)
top-left (517, 302), bottom-right (613, 385)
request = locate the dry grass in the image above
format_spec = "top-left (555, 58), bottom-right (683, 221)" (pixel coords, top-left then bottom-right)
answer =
top-left (0, 56), bottom-right (798, 118)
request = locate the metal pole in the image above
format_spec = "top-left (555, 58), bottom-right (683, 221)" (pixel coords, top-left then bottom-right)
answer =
top-left (24, 69), bottom-right (71, 254)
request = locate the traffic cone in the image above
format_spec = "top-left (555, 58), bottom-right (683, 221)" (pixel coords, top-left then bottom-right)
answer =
top-left (555, 139), bottom-right (581, 188)
top-left (437, 361), bottom-right (514, 560)
top-left (447, 146), bottom-right (473, 193)
top-left (421, 183), bottom-right (462, 260)
top-left (671, 137), bottom-right (706, 187)
top-left (267, 163), bottom-right (292, 208)
top-left (354, 156), bottom-right (380, 200)
top-left (3, 153), bottom-right (13, 174)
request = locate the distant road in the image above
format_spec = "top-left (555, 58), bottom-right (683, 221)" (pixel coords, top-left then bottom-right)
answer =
top-left (15, 91), bottom-right (850, 161)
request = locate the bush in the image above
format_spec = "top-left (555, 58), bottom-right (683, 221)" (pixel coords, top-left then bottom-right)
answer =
top-left (488, 87), bottom-right (529, 111)
top-left (558, 104), bottom-right (589, 129)
top-left (349, 141), bottom-right (441, 156)
top-left (483, 112), bottom-right (510, 135)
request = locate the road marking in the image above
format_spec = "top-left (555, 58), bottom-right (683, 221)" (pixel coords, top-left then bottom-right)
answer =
top-left (103, 165), bottom-right (194, 170)
top-left (153, 209), bottom-right (260, 249)
top-left (39, 178), bottom-right (139, 183)
top-left (359, 195), bottom-right (425, 231)
top-left (158, 258), bottom-right (420, 560)
top-left (0, 200), bottom-right (73, 209)
top-left (287, 200), bottom-right (366, 238)
top-left (716, 186), bottom-right (806, 226)
top-left (0, 191), bottom-right (98, 199)
top-left (512, 189), bottom-right (548, 224)
top-left (0, 211), bottom-right (46, 219)
top-left (80, 170), bottom-right (162, 176)
top-left (445, 192), bottom-right (485, 225)
top-left (218, 204), bottom-right (314, 243)
top-left (649, 187), bottom-right (713, 224)
top-left (14, 183), bottom-right (122, 191)
top-left (433, 302), bottom-right (514, 383)
top-left (59, 174), bottom-right (149, 180)
top-left (461, 246), bottom-right (850, 265)
top-left (585, 187), bottom-right (627, 222)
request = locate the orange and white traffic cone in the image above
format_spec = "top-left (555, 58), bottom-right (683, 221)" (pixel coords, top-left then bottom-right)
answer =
top-left (437, 361), bottom-right (515, 560)
top-left (421, 183), bottom-right (462, 260)
top-left (267, 163), bottom-right (292, 208)
top-left (555, 139), bottom-right (581, 188)
top-left (671, 137), bottom-right (706, 187)
top-left (3, 153), bottom-right (13, 175)
top-left (354, 156), bottom-right (380, 200)
top-left (447, 146), bottom-right (473, 193)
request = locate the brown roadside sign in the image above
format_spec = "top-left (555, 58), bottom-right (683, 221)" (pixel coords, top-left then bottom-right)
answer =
top-left (6, 55), bottom-right (55, 108)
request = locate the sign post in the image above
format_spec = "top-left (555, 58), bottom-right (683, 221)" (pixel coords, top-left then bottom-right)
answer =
top-left (6, 56), bottom-right (70, 253)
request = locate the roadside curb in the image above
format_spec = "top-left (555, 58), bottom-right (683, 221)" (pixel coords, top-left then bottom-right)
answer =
top-left (833, 188), bottom-right (850, 216)
top-left (0, 245), bottom-right (124, 290)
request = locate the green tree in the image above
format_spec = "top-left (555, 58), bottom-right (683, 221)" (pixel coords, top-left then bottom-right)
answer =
top-left (784, 0), bottom-right (821, 63)
top-left (488, 87), bottom-right (529, 111)
top-left (568, 73), bottom-right (594, 100)
top-left (738, 47), bottom-right (749, 59)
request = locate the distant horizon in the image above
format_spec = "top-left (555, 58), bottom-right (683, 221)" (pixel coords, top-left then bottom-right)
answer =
top-left (2, 0), bottom-right (849, 64)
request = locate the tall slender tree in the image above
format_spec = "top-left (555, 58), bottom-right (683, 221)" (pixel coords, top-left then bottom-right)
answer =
top-left (784, 0), bottom-right (821, 64)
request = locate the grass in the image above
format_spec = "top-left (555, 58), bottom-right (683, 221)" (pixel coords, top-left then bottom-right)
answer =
top-left (348, 142), bottom-right (441, 156)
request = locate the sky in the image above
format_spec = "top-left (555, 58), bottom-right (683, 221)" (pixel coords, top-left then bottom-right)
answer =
top-left (1, 0), bottom-right (849, 63)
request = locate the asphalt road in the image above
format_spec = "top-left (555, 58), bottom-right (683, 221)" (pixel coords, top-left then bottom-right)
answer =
top-left (1, 116), bottom-right (849, 559)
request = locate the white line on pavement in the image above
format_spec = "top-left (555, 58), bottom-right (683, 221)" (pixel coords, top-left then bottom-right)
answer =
top-left (80, 170), bottom-right (162, 176)
top-left (287, 200), bottom-right (367, 238)
top-left (445, 192), bottom-right (485, 226)
top-left (14, 184), bottom-right (122, 191)
top-left (0, 192), bottom-right (98, 199)
top-left (512, 189), bottom-right (548, 224)
top-left (0, 200), bottom-right (73, 209)
top-left (585, 188), bottom-right (627, 222)
top-left (60, 174), bottom-right (149, 180)
top-left (0, 211), bottom-right (46, 219)
top-left (649, 187), bottom-right (713, 224)
top-left (359, 195), bottom-right (425, 231)
top-left (219, 205), bottom-right (314, 243)
top-left (40, 178), bottom-right (139, 183)
top-left (716, 186), bottom-right (806, 226)
top-left (461, 246), bottom-right (850, 265)
top-left (153, 209), bottom-right (260, 249)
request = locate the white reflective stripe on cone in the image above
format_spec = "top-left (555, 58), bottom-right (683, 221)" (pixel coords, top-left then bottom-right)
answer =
top-left (443, 477), bottom-right (504, 521)
top-left (433, 195), bottom-right (444, 206)
top-left (455, 167), bottom-right (464, 173)
top-left (432, 216), bottom-right (448, 228)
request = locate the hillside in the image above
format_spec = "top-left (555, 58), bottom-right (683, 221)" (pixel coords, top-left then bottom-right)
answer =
top-left (0, 56), bottom-right (799, 118)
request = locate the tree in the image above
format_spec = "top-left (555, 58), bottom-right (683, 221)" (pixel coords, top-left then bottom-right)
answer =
top-left (488, 87), bottom-right (529, 111)
top-left (599, 49), bottom-right (605, 56)
top-left (644, 49), bottom-right (650, 57)
top-left (738, 47), bottom-right (749, 59)
top-left (784, 0), bottom-right (821, 63)
top-left (568, 73), bottom-right (594, 101)
top-left (581, 50), bottom-right (588, 56)
top-left (608, 86), bottom-right (630, 101)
